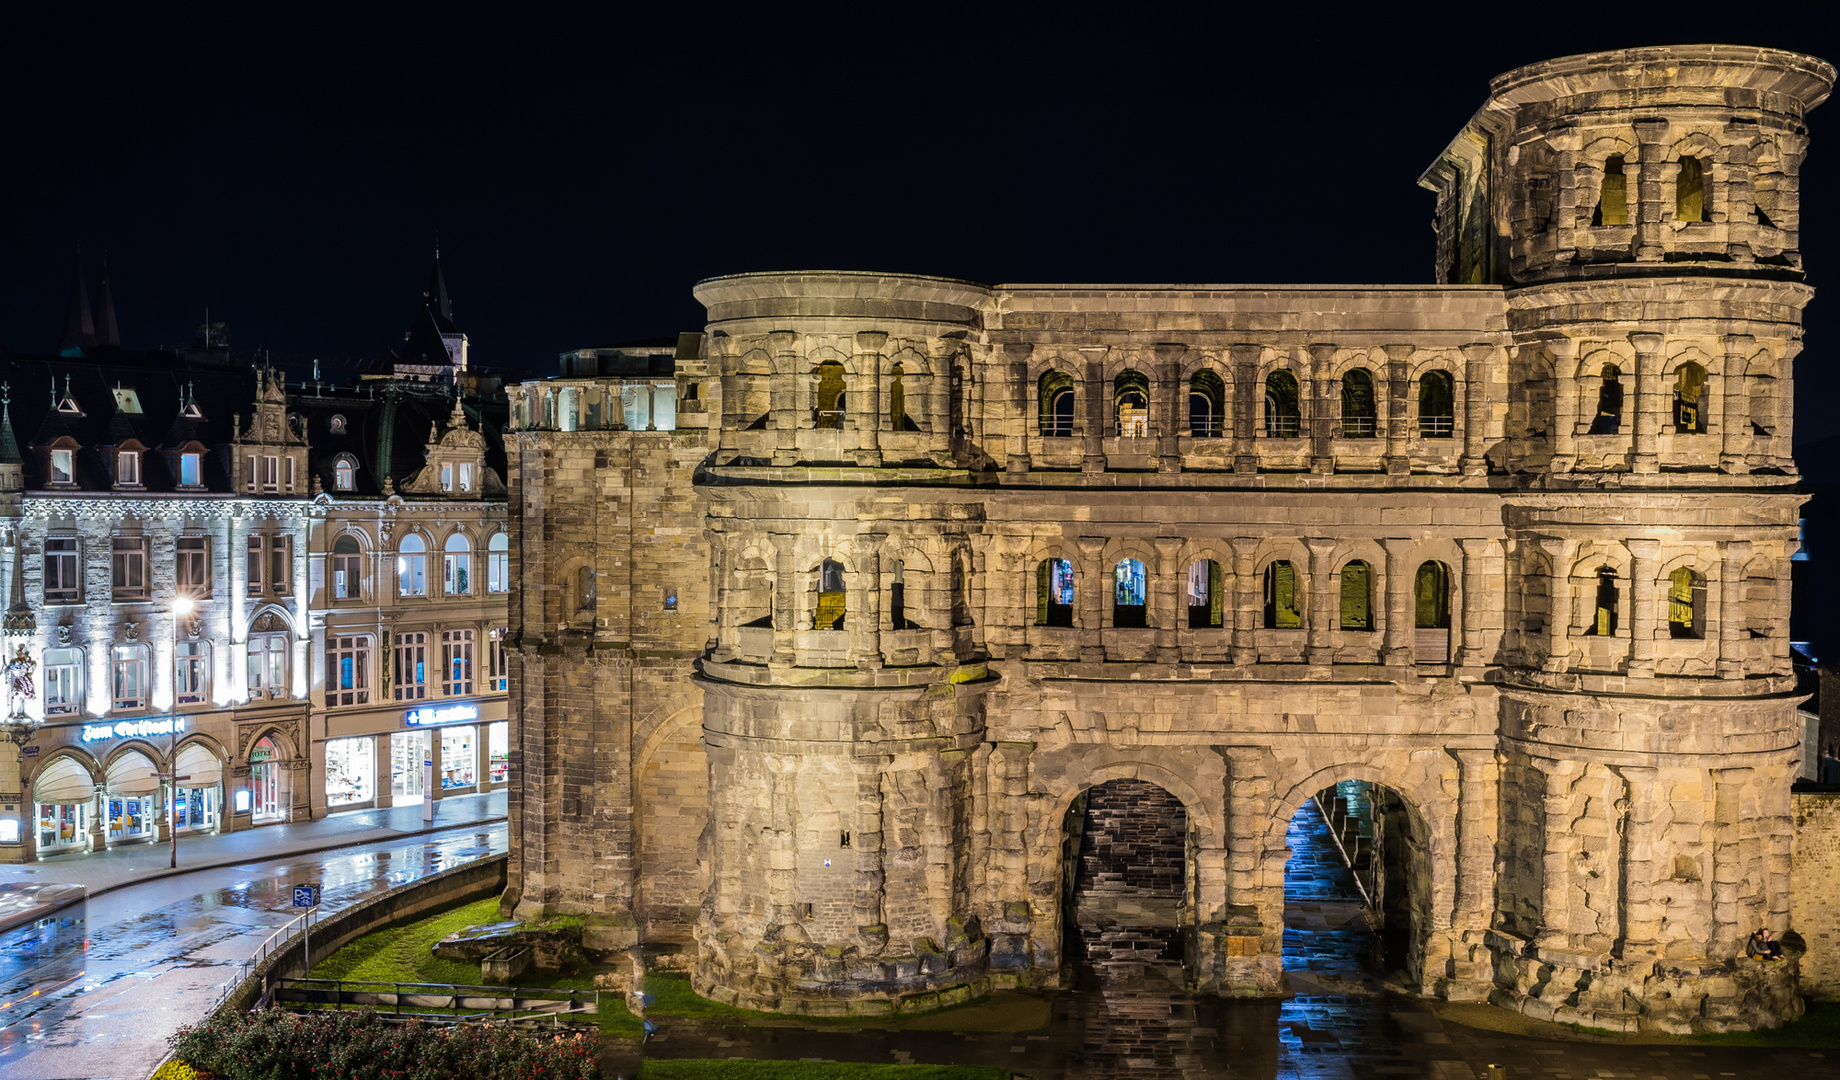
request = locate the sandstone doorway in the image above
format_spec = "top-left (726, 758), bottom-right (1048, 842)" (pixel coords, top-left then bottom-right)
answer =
top-left (1282, 780), bottom-right (1428, 995)
top-left (1061, 778), bottom-right (1192, 991)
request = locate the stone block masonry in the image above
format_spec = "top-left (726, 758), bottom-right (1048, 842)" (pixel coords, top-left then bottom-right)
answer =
top-left (506, 44), bottom-right (1832, 1032)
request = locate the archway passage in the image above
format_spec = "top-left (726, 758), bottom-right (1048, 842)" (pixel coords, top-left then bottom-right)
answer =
top-left (1281, 781), bottom-right (1425, 992)
top-left (1062, 778), bottom-right (1190, 991)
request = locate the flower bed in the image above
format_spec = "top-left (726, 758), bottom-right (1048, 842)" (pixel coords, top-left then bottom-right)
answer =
top-left (169, 1008), bottom-right (599, 1080)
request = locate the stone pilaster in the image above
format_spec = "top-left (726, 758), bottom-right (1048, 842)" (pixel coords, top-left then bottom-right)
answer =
top-left (1630, 332), bottom-right (1663, 474)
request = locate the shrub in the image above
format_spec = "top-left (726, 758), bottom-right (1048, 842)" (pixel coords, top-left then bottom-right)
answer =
top-left (150, 1062), bottom-right (199, 1080)
top-left (169, 1008), bottom-right (599, 1080)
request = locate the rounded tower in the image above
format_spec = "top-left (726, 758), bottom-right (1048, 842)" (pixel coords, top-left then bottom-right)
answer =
top-left (1421, 45), bottom-right (1832, 1031)
top-left (692, 272), bottom-right (1001, 1013)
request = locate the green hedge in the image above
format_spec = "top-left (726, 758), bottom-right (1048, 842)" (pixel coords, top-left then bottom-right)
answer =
top-left (169, 1008), bottom-right (599, 1080)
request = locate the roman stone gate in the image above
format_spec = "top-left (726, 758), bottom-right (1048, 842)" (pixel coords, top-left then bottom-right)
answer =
top-left (504, 45), bottom-right (1829, 1034)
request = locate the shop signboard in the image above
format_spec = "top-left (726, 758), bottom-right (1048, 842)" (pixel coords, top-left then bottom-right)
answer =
top-left (80, 717), bottom-right (187, 743)
top-left (403, 704), bottom-right (478, 728)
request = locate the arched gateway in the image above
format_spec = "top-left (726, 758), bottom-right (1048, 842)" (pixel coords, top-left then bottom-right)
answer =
top-left (506, 45), bottom-right (1827, 1035)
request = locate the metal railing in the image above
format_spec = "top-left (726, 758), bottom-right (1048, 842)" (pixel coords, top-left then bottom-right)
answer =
top-left (271, 978), bottom-right (600, 1027)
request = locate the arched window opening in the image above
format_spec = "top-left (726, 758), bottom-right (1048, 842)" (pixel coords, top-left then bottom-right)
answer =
top-left (1417, 371), bottom-right (1455, 439)
top-left (1673, 362), bottom-right (1708, 434)
top-left (1188, 371), bottom-right (1225, 438)
top-left (1040, 371), bottom-right (1076, 437)
top-left (1263, 561), bottom-right (1300, 629)
top-left (1341, 369), bottom-right (1377, 438)
top-left (1186, 560), bottom-right (1223, 629)
top-left (1339, 560), bottom-right (1372, 630)
top-left (333, 457), bottom-right (356, 491)
top-left (1751, 375), bottom-right (1776, 437)
top-left (397, 534), bottom-right (427, 597)
top-left (1113, 558), bottom-right (1147, 628)
top-left (890, 559), bottom-right (918, 630)
top-left (1414, 562), bottom-right (1450, 628)
top-left (443, 533), bottom-right (472, 596)
top-left (1587, 568), bottom-right (1619, 636)
top-left (1264, 371), bottom-right (1301, 439)
top-left (575, 566), bottom-right (596, 614)
top-left (1114, 371), bottom-right (1150, 437)
top-left (814, 362), bottom-right (846, 430)
top-left (1593, 155), bottom-right (1629, 226)
top-left (1677, 156), bottom-right (1706, 223)
top-left (890, 363), bottom-right (920, 432)
top-left (1589, 364), bottom-right (1624, 435)
top-left (487, 532), bottom-right (510, 594)
top-left (737, 555), bottom-right (774, 630)
top-left (1036, 558), bottom-right (1074, 627)
top-left (814, 559), bottom-right (846, 630)
top-left (951, 553), bottom-right (972, 627)
top-left (1669, 568), bottom-right (1706, 639)
top-left (333, 534), bottom-right (362, 600)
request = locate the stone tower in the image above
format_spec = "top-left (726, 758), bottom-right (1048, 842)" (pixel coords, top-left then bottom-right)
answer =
top-left (506, 45), bottom-right (1832, 1032)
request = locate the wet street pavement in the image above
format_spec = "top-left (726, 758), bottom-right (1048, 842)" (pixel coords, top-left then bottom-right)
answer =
top-left (0, 820), bottom-right (507, 1080)
top-left (635, 791), bottom-right (1840, 1079)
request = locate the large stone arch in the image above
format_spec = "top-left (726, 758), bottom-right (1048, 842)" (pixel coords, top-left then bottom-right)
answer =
top-left (635, 703), bottom-right (710, 942)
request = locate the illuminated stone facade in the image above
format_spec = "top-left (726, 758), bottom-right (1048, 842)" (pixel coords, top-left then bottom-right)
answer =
top-left (506, 46), bottom-right (1831, 1033)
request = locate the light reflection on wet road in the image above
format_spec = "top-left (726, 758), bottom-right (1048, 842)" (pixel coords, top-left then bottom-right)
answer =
top-left (0, 822), bottom-right (506, 1080)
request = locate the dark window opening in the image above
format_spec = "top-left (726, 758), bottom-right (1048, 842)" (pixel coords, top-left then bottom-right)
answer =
top-left (1340, 561), bottom-right (1372, 629)
top-left (814, 558), bottom-right (845, 630)
top-left (1674, 362), bottom-right (1708, 434)
top-left (1113, 558), bottom-right (1147, 628)
top-left (1186, 560), bottom-right (1223, 628)
top-left (1341, 369), bottom-right (1377, 438)
top-left (1668, 567), bottom-right (1705, 639)
top-left (1417, 371), bottom-right (1455, 439)
top-left (1037, 558), bottom-right (1074, 627)
top-left (890, 559), bottom-right (918, 630)
top-left (1189, 371), bottom-right (1225, 438)
top-left (1587, 568), bottom-right (1618, 636)
top-left (1414, 562), bottom-right (1450, 628)
top-left (1593, 155), bottom-right (1629, 226)
top-left (1589, 364), bottom-right (1624, 435)
top-left (1263, 561), bottom-right (1300, 629)
top-left (814, 362), bottom-right (846, 430)
top-left (1115, 371), bottom-right (1150, 437)
top-left (1264, 371), bottom-right (1301, 439)
top-left (1676, 156), bottom-right (1706, 223)
top-left (890, 363), bottom-right (920, 432)
top-left (1040, 371), bottom-right (1076, 437)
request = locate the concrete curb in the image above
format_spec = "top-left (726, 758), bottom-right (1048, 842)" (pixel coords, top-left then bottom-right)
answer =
top-left (0, 814), bottom-right (508, 936)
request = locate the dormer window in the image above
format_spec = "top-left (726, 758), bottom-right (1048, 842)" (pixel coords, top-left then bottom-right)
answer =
top-left (49, 448), bottom-right (74, 485)
top-left (263, 455), bottom-right (279, 492)
top-left (334, 458), bottom-right (355, 491)
top-left (117, 450), bottom-right (140, 486)
top-left (179, 453), bottom-right (201, 487)
top-left (112, 387), bottom-right (143, 414)
top-left (57, 395), bottom-right (82, 416)
top-left (458, 463), bottom-right (473, 492)
top-left (329, 414), bottom-right (347, 434)
top-left (440, 463), bottom-right (453, 491)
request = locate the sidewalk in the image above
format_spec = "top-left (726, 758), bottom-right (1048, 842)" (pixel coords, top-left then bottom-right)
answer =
top-left (0, 790), bottom-right (507, 900)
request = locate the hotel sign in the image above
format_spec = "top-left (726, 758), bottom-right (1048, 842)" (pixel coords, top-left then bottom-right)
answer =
top-left (404, 703), bottom-right (479, 727)
top-left (81, 718), bottom-right (187, 743)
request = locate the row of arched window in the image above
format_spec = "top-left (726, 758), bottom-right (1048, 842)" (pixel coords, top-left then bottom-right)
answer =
top-left (1037, 369), bottom-right (1458, 440)
top-left (328, 531), bottom-right (510, 601)
top-left (1581, 360), bottom-right (1718, 435)
top-left (1031, 557), bottom-right (1453, 631)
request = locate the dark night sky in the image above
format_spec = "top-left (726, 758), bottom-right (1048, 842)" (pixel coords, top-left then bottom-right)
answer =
top-left (2, 7), bottom-right (1836, 444)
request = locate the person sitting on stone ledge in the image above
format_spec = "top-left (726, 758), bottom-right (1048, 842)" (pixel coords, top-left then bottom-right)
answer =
top-left (1747, 927), bottom-right (1786, 961)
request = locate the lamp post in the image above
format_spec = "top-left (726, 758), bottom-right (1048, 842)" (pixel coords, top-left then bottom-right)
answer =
top-left (165, 595), bottom-right (195, 869)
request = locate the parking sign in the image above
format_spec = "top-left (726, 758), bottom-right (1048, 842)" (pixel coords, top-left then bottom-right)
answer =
top-left (292, 885), bottom-right (321, 908)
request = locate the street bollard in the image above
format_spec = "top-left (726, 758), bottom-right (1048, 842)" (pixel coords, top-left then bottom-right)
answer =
top-left (1482, 1066), bottom-right (1506, 1080)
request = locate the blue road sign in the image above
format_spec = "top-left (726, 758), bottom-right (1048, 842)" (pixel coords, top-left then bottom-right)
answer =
top-left (292, 885), bottom-right (321, 908)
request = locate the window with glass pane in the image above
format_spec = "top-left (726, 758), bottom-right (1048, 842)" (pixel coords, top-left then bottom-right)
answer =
top-left (174, 641), bottom-right (208, 705)
top-left (246, 634), bottom-right (288, 696)
top-left (180, 452), bottom-right (201, 486)
top-left (489, 628), bottom-right (507, 691)
top-left (44, 537), bottom-right (80, 603)
top-left (44, 648), bottom-right (82, 715)
top-left (393, 632), bottom-right (428, 700)
top-left (50, 447), bottom-right (74, 484)
top-left (262, 455), bottom-right (279, 491)
top-left (459, 463), bottom-right (473, 491)
top-left (440, 463), bottom-right (453, 491)
top-left (246, 535), bottom-right (264, 595)
top-left (327, 635), bottom-right (371, 706)
top-left (398, 536), bottom-right (427, 596)
top-left (443, 629), bottom-right (474, 695)
top-left (285, 456), bottom-right (296, 491)
top-left (176, 536), bottom-right (208, 597)
top-left (487, 534), bottom-right (509, 593)
top-left (111, 536), bottom-right (148, 600)
top-left (325, 737), bottom-right (374, 806)
top-left (268, 535), bottom-right (290, 595)
top-left (332, 535), bottom-right (361, 600)
top-left (112, 644), bottom-right (148, 709)
top-left (334, 459), bottom-right (354, 491)
top-left (444, 534), bottom-right (471, 595)
top-left (118, 450), bottom-right (140, 485)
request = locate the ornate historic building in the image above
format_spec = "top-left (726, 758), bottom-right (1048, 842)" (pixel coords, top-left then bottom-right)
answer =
top-left (504, 45), bottom-right (1830, 1033)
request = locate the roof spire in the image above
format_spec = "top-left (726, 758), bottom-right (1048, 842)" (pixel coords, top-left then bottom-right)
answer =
top-left (0, 383), bottom-right (19, 467)
top-left (93, 254), bottom-right (120, 348)
top-left (425, 247), bottom-right (454, 331)
top-left (57, 248), bottom-right (95, 356)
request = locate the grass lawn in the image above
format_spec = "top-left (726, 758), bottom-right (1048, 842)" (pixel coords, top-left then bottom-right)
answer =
top-left (638, 1062), bottom-right (1013, 1080)
top-left (1690, 1001), bottom-right (1840, 1047)
top-left (305, 896), bottom-right (644, 1038)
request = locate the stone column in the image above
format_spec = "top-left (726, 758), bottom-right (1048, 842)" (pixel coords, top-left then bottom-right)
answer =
top-left (1633, 118), bottom-right (1670, 262)
top-left (1153, 536), bottom-right (1182, 661)
top-left (1548, 338), bottom-right (1579, 472)
top-left (848, 532), bottom-right (884, 665)
top-left (1231, 345), bottom-right (1261, 474)
top-left (1460, 343), bottom-right (1492, 476)
top-left (1766, 761), bottom-right (1794, 933)
top-left (1629, 332), bottom-right (1663, 474)
top-left (771, 532), bottom-right (799, 664)
top-left (1220, 745), bottom-right (1280, 992)
top-left (1534, 758), bottom-right (1577, 949)
top-left (1383, 344), bottom-right (1413, 476)
top-left (1616, 765), bottom-right (1660, 957)
top-left (1230, 538), bottom-right (1259, 665)
top-left (1076, 535), bottom-right (1105, 661)
top-left (1627, 537), bottom-right (1659, 677)
top-left (1541, 538), bottom-right (1577, 672)
top-left (1717, 540), bottom-right (1751, 679)
top-left (1380, 537), bottom-right (1414, 667)
top-left (767, 755), bottom-right (801, 930)
top-left (1775, 340), bottom-right (1804, 472)
top-left (853, 763), bottom-right (886, 940)
top-left (854, 331), bottom-right (885, 466)
top-left (1452, 749), bottom-right (1498, 938)
top-left (1309, 343), bottom-right (1336, 474)
top-left (1710, 766), bottom-right (1751, 957)
top-left (1720, 334), bottom-right (1754, 472)
top-left (1304, 538), bottom-right (1336, 666)
top-left (769, 330), bottom-right (799, 466)
top-left (1081, 351), bottom-right (1105, 473)
top-left (1456, 538), bottom-right (1491, 667)
top-left (1156, 343), bottom-right (1184, 473)
top-left (1773, 552), bottom-right (1796, 672)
